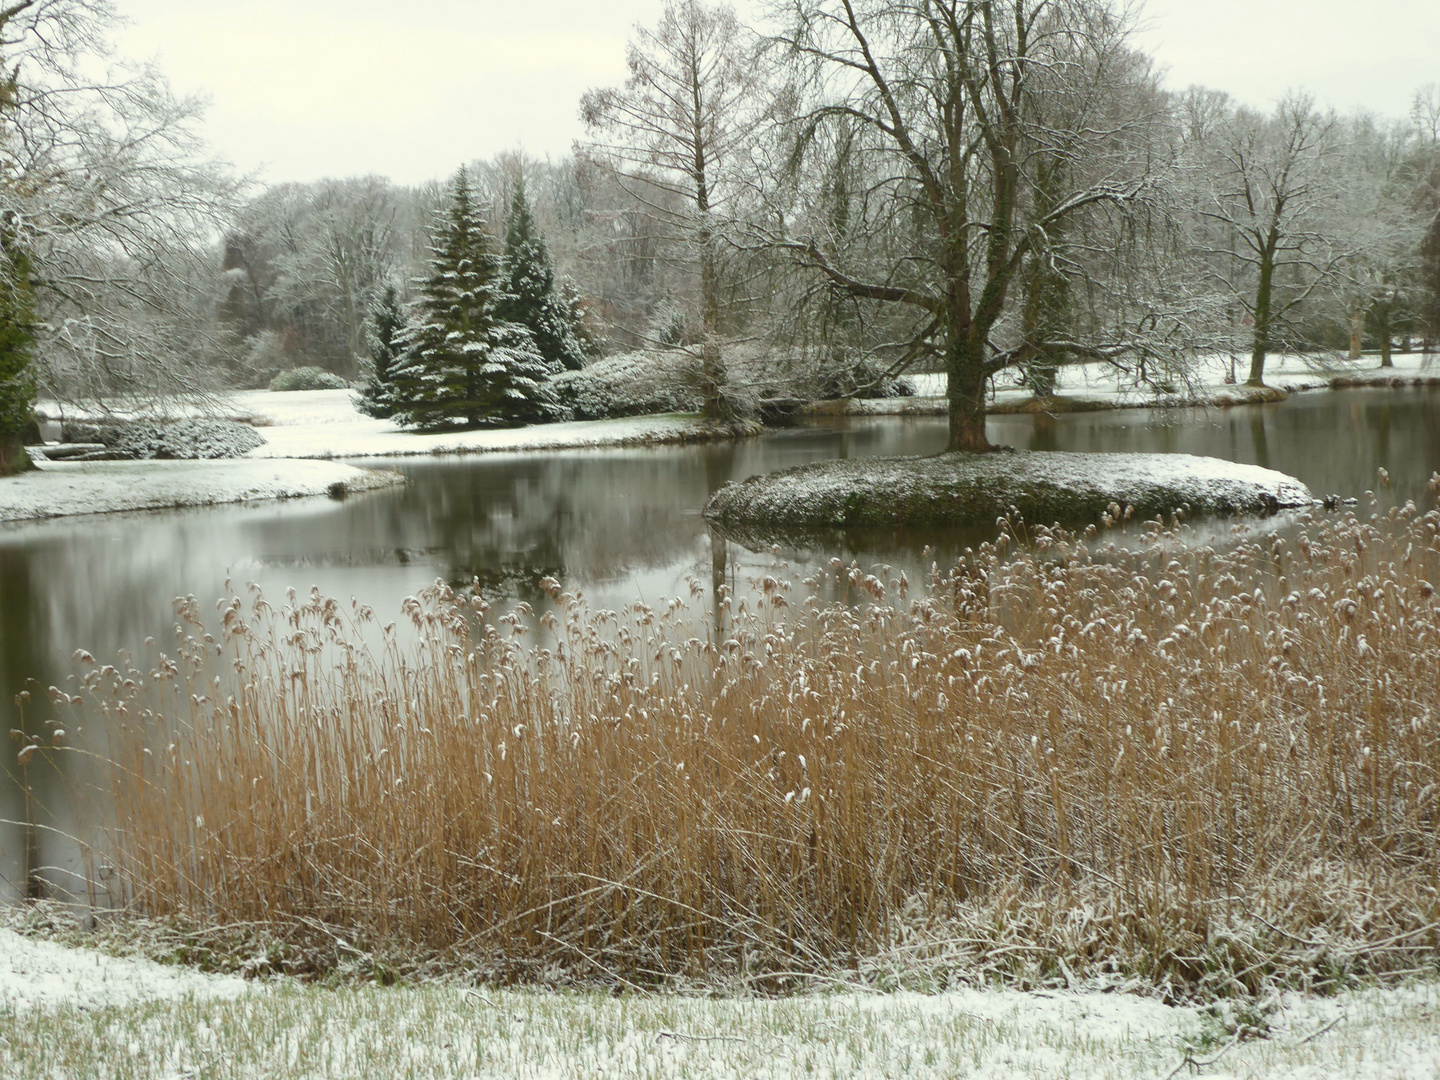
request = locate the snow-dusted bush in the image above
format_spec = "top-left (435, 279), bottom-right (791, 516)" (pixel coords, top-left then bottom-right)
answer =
top-left (552, 350), bottom-right (705, 419)
top-left (552, 347), bottom-right (918, 421)
top-left (268, 366), bottom-right (349, 392)
top-left (63, 418), bottom-right (266, 459)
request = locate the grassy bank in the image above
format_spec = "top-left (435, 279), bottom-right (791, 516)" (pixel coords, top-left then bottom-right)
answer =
top-left (6, 974), bottom-right (1439, 1079)
top-left (52, 494), bottom-right (1440, 995)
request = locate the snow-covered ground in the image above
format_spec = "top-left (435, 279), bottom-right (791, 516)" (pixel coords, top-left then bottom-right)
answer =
top-left (33, 390), bottom-right (723, 462)
top-left (0, 458), bottom-right (403, 523)
top-left (706, 449), bottom-right (1314, 538)
top-left (0, 929), bottom-right (249, 1012)
top-left (895, 350), bottom-right (1440, 411)
top-left (30, 352), bottom-right (1437, 465)
top-left (111, 389), bottom-right (720, 460)
top-left (1, 928), bottom-right (1437, 1079)
top-left (240, 391), bottom-right (721, 459)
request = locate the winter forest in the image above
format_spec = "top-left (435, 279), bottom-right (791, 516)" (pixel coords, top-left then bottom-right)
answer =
top-left (1, 0), bottom-right (1438, 466)
top-left (6, 2), bottom-right (1440, 1076)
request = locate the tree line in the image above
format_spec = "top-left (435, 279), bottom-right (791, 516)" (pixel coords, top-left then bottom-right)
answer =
top-left (2, 0), bottom-right (1439, 470)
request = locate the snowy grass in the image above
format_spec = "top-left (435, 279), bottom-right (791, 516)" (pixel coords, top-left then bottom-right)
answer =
top-left (45, 493), bottom-right (1440, 996)
top-left (3, 966), bottom-right (1439, 1079)
top-left (0, 928), bottom-right (249, 1012)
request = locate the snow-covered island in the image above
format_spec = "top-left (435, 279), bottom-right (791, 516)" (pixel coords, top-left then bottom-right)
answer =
top-left (705, 451), bottom-right (1314, 542)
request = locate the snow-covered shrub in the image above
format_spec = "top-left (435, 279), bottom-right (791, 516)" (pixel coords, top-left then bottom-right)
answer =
top-left (552, 350), bottom-right (705, 419)
top-left (268, 366), bottom-right (349, 392)
top-left (647, 299), bottom-right (696, 348)
top-left (551, 347), bottom-right (917, 421)
top-left (63, 418), bottom-right (266, 459)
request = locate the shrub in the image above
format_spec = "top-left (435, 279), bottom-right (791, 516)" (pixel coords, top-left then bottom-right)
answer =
top-left (552, 350), bottom-right (704, 419)
top-left (268, 366), bottom-right (349, 392)
top-left (61, 418), bottom-right (265, 459)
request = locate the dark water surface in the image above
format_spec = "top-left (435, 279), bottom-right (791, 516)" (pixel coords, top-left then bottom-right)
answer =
top-left (2, 386), bottom-right (1438, 900)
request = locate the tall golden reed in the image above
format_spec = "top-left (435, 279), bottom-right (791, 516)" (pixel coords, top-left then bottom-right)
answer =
top-left (72, 499), bottom-right (1440, 990)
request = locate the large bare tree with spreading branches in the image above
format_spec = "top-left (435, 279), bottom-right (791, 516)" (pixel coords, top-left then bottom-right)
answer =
top-left (762, 0), bottom-right (1181, 452)
top-left (0, 0), bottom-right (236, 431)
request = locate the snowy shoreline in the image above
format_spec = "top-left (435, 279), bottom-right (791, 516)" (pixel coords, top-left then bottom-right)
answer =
top-left (0, 458), bottom-right (404, 524)
top-left (807, 351), bottom-right (1440, 416)
top-left (8, 353), bottom-right (1430, 525)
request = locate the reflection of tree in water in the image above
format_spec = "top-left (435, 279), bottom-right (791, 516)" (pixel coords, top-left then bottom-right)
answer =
top-left (0, 545), bottom-right (79, 904)
top-left (1249, 413), bottom-right (1271, 470)
top-left (360, 447), bottom-right (748, 598)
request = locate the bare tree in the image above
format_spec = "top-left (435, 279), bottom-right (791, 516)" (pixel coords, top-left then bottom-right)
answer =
top-left (1195, 94), bottom-right (1346, 386)
top-left (763, 0), bottom-right (1175, 452)
top-left (1330, 114), bottom-right (1432, 366)
top-left (0, 0), bottom-right (238, 412)
top-left (580, 0), bottom-right (770, 420)
top-left (1410, 85), bottom-right (1440, 356)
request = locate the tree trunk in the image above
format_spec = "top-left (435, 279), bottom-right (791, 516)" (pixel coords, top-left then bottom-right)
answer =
top-left (695, 169), bottom-right (728, 422)
top-left (0, 431), bottom-right (33, 476)
top-left (697, 228), bottom-right (727, 421)
top-left (1348, 299), bottom-right (1364, 360)
top-left (946, 338), bottom-right (991, 452)
top-left (1247, 247), bottom-right (1276, 387)
top-left (1377, 302), bottom-right (1393, 368)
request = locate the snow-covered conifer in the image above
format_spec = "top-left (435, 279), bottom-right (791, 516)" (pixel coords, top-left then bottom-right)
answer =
top-left (357, 283), bottom-right (404, 418)
top-left (389, 170), bottom-right (561, 429)
top-left (496, 179), bottom-right (592, 372)
top-left (0, 243), bottom-right (38, 476)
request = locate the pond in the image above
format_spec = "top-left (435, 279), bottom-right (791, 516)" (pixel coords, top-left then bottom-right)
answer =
top-left (2, 385), bottom-right (1438, 901)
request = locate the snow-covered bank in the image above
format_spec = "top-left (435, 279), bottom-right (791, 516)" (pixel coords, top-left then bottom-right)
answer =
top-left (1, 929), bottom-right (1436, 1080)
top-left (34, 390), bottom-right (738, 461)
top-left (706, 450), bottom-right (1313, 542)
top-left (811, 351), bottom-right (1440, 415)
top-left (224, 389), bottom-right (730, 459)
top-left (0, 929), bottom-right (249, 1012)
top-left (0, 458), bottom-right (404, 523)
top-left (32, 352), bottom-right (1437, 466)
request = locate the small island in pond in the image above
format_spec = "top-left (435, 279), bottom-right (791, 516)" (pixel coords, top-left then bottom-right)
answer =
top-left (704, 451), bottom-right (1314, 542)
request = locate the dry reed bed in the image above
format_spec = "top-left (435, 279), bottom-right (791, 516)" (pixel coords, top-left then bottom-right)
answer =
top-left (62, 496), bottom-right (1440, 993)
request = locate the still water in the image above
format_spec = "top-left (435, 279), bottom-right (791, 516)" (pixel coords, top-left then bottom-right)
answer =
top-left (2, 387), bottom-right (1438, 901)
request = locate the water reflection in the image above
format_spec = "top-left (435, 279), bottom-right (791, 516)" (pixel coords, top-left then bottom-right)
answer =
top-left (1, 387), bottom-right (1437, 898)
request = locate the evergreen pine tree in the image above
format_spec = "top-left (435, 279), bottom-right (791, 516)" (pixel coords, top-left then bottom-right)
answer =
top-left (496, 178), bottom-right (591, 372)
top-left (0, 241), bottom-right (38, 477)
top-left (389, 169), bottom-right (561, 430)
top-left (357, 283), bottom-right (404, 418)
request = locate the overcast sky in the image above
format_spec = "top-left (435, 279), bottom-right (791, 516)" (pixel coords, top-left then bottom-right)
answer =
top-left (111, 0), bottom-right (1440, 188)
